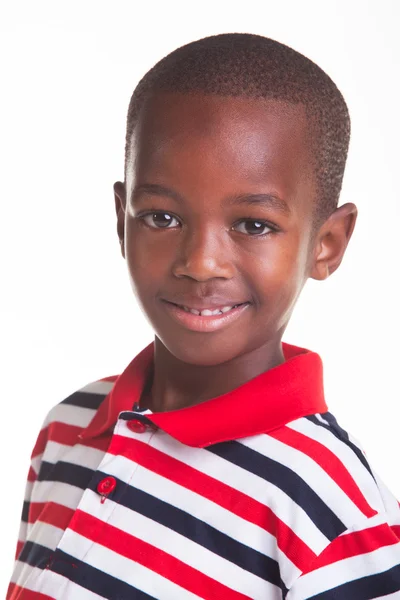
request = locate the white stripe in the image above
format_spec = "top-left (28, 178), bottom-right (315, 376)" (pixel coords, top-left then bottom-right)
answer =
top-left (10, 565), bottom-right (62, 596)
top-left (287, 531), bottom-right (400, 599)
top-left (143, 430), bottom-right (329, 553)
top-left (74, 489), bottom-right (275, 598)
top-left (31, 454), bottom-right (42, 476)
top-left (287, 417), bottom-right (384, 513)
top-left (344, 509), bottom-right (400, 537)
top-left (45, 403), bottom-right (97, 428)
top-left (31, 480), bottom-right (86, 510)
top-left (372, 469), bottom-right (400, 516)
top-left (35, 568), bottom-right (70, 597)
top-left (241, 432), bottom-right (367, 525)
top-left (9, 559), bottom-right (34, 587)
top-left (60, 528), bottom-right (204, 600)
top-left (96, 450), bottom-right (141, 481)
top-left (79, 380), bottom-right (115, 395)
top-left (24, 477), bottom-right (35, 501)
top-left (27, 521), bottom-right (64, 553)
top-left (344, 511), bottom-right (387, 533)
top-left (387, 508), bottom-right (400, 528)
top-left (43, 440), bottom-right (105, 471)
top-left (315, 413), bottom-right (330, 426)
top-left (17, 522), bottom-right (28, 549)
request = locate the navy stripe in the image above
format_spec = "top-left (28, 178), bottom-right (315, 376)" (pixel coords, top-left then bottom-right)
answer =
top-left (61, 391), bottom-right (107, 410)
top-left (306, 413), bottom-right (375, 478)
top-left (88, 470), bottom-right (282, 588)
top-left (38, 460), bottom-right (95, 489)
top-left (22, 500), bottom-right (29, 522)
top-left (308, 562), bottom-right (400, 599)
top-left (51, 549), bottom-right (156, 599)
top-left (208, 440), bottom-right (346, 540)
top-left (19, 541), bottom-right (52, 570)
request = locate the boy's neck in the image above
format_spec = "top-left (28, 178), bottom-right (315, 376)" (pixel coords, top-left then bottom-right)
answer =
top-left (139, 337), bottom-right (285, 413)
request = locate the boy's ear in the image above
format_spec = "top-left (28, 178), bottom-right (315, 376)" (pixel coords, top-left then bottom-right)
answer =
top-left (114, 181), bottom-right (127, 259)
top-left (310, 203), bottom-right (358, 280)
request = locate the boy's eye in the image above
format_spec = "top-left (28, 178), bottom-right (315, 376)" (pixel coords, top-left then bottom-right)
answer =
top-left (139, 211), bottom-right (275, 236)
top-left (234, 220), bottom-right (273, 236)
top-left (141, 212), bottom-right (179, 229)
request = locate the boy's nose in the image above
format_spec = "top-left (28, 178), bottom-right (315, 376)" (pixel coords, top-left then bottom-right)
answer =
top-left (172, 227), bottom-right (235, 281)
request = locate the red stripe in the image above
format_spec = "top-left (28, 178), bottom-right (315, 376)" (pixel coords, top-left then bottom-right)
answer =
top-left (7, 583), bottom-right (54, 600)
top-left (47, 421), bottom-right (111, 451)
top-left (27, 466), bottom-right (37, 484)
top-left (44, 423), bottom-right (78, 447)
top-left (306, 522), bottom-right (400, 572)
top-left (32, 411), bottom-right (114, 460)
top-left (34, 421), bottom-right (112, 453)
top-left (70, 510), bottom-right (250, 599)
top-left (29, 501), bottom-right (75, 530)
top-left (15, 540), bottom-right (23, 561)
top-left (107, 434), bottom-right (316, 571)
top-left (32, 426), bottom-right (48, 459)
top-left (269, 426), bottom-right (376, 517)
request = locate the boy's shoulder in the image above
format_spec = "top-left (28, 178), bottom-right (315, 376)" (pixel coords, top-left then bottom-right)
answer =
top-left (46, 377), bottom-right (117, 426)
top-left (31, 376), bottom-right (118, 466)
top-left (249, 410), bottom-right (397, 538)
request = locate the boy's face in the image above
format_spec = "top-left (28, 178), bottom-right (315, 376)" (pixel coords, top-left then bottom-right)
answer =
top-left (115, 93), bottom-right (354, 366)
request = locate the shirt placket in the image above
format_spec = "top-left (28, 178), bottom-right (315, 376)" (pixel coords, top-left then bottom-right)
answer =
top-left (36, 413), bottom-right (157, 598)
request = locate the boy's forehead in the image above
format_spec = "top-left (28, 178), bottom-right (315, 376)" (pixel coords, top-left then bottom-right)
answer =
top-left (129, 92), bottom-right (315, 206)
top-left (134, 92), bottom-right (309, 149)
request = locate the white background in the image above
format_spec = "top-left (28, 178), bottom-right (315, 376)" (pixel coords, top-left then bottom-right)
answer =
top-left (1, 0), bottom-right (399, 594)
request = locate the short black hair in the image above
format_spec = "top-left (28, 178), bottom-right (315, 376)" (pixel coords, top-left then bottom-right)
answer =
top-left (124, 33), bottom-right (350, 226)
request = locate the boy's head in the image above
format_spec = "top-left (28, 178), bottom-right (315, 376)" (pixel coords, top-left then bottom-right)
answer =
top-left (125, 33), bottom-right (351, 228)
top-left (114, 33), bottom-right (357, 366)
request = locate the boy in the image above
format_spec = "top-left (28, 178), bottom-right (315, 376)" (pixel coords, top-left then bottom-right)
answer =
top-left (7, 33), bottom-right (400, 599)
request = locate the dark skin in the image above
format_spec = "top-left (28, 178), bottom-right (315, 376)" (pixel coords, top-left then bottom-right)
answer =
top-left (114, 92), bottom-right (357, 413)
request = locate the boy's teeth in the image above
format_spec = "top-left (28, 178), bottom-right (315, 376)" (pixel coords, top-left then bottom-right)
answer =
top-left (181, 305), bottom-right (236, 316)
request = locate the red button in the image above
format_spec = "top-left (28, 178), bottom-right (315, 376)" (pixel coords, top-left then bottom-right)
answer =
top-left (127, 419), bottom-right (147, 433)
top-left (97, 476), bottom-right (116, 496)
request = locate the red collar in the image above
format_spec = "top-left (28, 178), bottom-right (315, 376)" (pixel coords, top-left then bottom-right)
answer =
top-left (80, 342), bottom-right (327, 447)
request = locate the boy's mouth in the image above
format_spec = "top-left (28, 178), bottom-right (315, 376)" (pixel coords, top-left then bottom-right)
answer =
top-left (171, 302), bottom-right (248, 316)
top-left (161, 300), bottom-right (251, 333)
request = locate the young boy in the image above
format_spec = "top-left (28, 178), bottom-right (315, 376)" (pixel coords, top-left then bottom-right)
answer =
top-left (7, 33), bottom-right (400, 600)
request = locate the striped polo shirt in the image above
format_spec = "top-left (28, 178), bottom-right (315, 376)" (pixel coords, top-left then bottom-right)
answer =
top-left (7, 342), bottom-right (400, 599)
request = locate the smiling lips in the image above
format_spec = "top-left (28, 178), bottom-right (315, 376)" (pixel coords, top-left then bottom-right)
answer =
top-left (161, 299), bottom-right (250, 332)
top-left (175, 303), bottom-right (246, 316)
top-left (163, 296), bottom-right (250, 315)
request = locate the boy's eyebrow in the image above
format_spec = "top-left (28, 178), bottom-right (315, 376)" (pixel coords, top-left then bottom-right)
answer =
top-left (132, 184), bottom-right (291, 214)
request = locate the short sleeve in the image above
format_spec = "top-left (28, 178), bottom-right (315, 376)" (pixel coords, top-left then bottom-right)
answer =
top-left (287, 512), bottom-right (400, 599)
top-left (12, 464), bottom-right (39, 562)
top-left (7, 421), bottom-right (48, 600)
